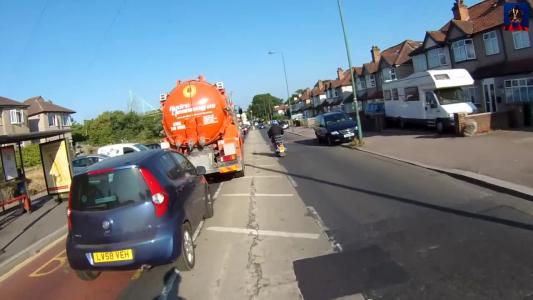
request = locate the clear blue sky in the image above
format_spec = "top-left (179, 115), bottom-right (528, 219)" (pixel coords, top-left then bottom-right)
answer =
top-left (0, 0), bottom-right (463, 121)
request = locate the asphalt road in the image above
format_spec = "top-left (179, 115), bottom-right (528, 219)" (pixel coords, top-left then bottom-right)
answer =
top-left (270, 130), bottom-right (533, 300)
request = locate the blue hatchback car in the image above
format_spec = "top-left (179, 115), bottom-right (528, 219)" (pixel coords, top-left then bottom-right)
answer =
top-left (66, 149), bottom-right (213, 281)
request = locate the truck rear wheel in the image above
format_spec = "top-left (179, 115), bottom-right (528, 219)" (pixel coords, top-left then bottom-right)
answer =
top-left (234, 161), bottom-right (245, 178)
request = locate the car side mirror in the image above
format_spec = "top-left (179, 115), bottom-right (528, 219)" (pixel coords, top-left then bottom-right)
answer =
top-left (430, 102), bottom-right (438, 109)
top-left (196, 166), bottom-right (206, 175)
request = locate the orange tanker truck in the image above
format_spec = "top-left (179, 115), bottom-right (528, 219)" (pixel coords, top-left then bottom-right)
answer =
top-left (160, 76), bottom-right (245, 177)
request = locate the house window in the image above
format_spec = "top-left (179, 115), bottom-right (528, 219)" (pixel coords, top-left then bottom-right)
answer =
top-left (452, 39), bottom-right (476, 62)
top-left (392, 88), bottom-right (399, 100)
top-left (513, 31), bottom-right (530, 49)
top-left (483, 31), bottom-right (500, 55)
top-left (382, 68), bottom-right (397, 81)
top-left (9, 109), bottom-right (23, 124)
top-left (505, 78), bottom-right (533, 103)
top-left (413, 54), bottom-right (427, 72)
top-left (357, 77), bottom-right (367, 90)
top-left (384, 90), bottom-right (392, 101)
top-left (48, 113), bottom-right (57, 126)
top-left (62, 115), bottom-right (71, 126)
top-left (366, 74), bottom-right (376, 88)
top-left (463, 87), bottom-right (480, 108)
top-left (404, 87), bottom-right (420, 101)
top-left (390, 68), bottom-right (397, 80)
top-left (428, 48), bottom-right (448, 68)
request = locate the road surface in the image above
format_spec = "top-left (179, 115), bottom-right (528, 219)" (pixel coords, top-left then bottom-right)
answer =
top-left (279, 130), bottom-right (533, 300)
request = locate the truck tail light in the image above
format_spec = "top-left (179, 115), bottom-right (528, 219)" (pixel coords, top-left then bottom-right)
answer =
top-left (139, 168), bottom-right (169, 218)
top-left (221, 154), bottom-right (237, 162)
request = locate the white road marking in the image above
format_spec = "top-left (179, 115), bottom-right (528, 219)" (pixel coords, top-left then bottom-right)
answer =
top-left (306, 206), bottom-right (343, 253)
top-left (220, 193), bottom-right (294, 197)
top-left (254, 164), bottom-right (277, 167)
top-left (287, 175), bottom-right (298, 188)
top-left (212, 182), bottom-right (224, 200)
top-left (192, 220), bottom-right (205, 242)
top-left (206, 226), bottom-right (320, 239)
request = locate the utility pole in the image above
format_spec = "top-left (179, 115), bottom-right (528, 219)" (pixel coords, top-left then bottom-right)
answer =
top-left (336, 0), bottom-right (364, 144)
top-left (268, 50), bottom-right (292, 122)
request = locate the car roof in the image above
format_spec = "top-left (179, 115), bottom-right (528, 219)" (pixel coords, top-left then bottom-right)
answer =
top-left (322, 112), bottom-right (344, 117)
top-left (83, 149), bottom-right (164, 173)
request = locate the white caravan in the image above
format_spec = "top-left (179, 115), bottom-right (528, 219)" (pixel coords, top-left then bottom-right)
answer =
top-left (382, 69), bottom-right (476, 133)
top-left (97, 143), bottom-right (149, 157)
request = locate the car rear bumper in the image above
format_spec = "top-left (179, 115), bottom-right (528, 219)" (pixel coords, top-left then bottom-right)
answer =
top-left (67, 230), bottom-right (180, 271)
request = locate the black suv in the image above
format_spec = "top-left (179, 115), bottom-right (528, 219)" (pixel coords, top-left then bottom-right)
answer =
top-left (313, 112), bottom-right (358, 145)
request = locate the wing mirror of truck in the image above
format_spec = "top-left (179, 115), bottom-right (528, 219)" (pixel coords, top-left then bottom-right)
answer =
top-left (196, 166), bottom-right (207, 175)
top-left (430, 102), bottom-right (438, 109)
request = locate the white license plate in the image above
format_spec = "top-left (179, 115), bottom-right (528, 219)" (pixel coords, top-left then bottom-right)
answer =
top-left (343, 133), bottom-right (354, 138)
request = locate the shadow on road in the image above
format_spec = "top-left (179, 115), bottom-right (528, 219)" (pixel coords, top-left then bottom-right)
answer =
top-left (251, 152), bottom-right (277, 158)
top-left (0, 198), bottom-right (61, 254)
top-left (294, 138), bottom-right (354, 148)
top-left (246, 164), bottom-right (533, 232)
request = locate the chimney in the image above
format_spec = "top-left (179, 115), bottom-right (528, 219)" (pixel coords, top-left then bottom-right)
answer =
top-left (452, 0), bottom-right (469, 21)
top-left (371, 46), bottom-right (381, 63)
top-left (337, 67), bottom-right (344, 80)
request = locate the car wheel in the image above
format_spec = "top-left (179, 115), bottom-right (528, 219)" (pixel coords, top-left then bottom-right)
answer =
top-left (176, 222), bottom-right (195, 271)
top-left (327, 136), bottom-right (333, 146)
top-left (75, 270), bottom-right (101, 281)
top-left (204, 187), bottom-right (214, 219)
top-left (436, 120), bottom-right (445, 134)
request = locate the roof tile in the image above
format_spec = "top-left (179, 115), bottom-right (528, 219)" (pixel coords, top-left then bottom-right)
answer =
top-left (0, 96), bottom-right (28, 108)
top-left (24, 96), bottom-right (75, 116)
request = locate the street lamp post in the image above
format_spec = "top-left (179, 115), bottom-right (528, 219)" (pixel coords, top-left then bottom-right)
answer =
top-left (268, 50), bottom-right (293, 122)
top-left (336, 0), bottom-right (364, 144)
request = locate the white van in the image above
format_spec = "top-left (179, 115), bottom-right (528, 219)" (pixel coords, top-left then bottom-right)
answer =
top-left (382, 69), bottom-right (476, 133)
top-left (97, 143), bottom-right (149, 157)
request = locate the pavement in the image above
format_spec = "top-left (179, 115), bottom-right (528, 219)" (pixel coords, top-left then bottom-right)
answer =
top-left (288, 126), bottom-right (533, 200)
top-left (0, 194), bottom-right (68, 279)
top-left (278, 130), bottom-right (533, 299)
top-left (0, 129), bottom-right (332, 299)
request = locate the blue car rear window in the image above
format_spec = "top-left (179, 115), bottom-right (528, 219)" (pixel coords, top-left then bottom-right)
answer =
top-left (71, 168), bottom-right (150, 211)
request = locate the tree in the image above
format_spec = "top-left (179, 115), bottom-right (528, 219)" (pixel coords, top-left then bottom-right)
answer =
top-left (73, 111), bottom-right (164, 146)
top-left (247, 93), bottom-right (282, 120)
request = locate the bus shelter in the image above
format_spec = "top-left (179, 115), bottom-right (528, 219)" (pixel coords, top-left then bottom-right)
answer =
top-left (0, 130), bottom-right (72, 213)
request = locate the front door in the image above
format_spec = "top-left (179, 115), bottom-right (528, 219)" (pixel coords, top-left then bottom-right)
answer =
top-left (483, 78), bottom-right (497, 112)
top-left (424, 91), bottom-right (440, 121)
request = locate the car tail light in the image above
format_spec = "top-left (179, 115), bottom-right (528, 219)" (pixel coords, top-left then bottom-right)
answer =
top-left (88, 168), bottom-right (115, 176)
top-left (139, 168), bottom-right (169, 218)
top-left (67, 189), bottom-right (73, 231)
top-left (221, 154), bottom-right (237, 162)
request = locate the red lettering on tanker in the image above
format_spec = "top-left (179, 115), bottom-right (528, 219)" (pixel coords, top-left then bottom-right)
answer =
top-left (169, 103), bottom-right (216, 117)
